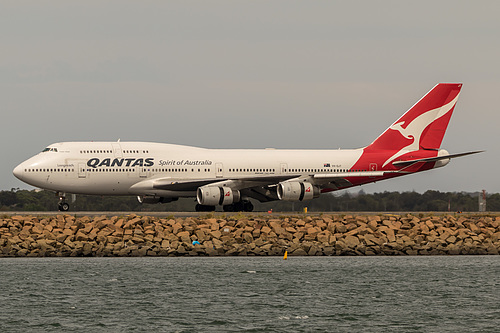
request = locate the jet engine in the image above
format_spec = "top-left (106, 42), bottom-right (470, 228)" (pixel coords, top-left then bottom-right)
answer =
top-left (137, 196), bottom-right (178, 204)
top-left (277, 181), bottom-right (320, 201)
top-left (197, 186), bottom-right (240, 206)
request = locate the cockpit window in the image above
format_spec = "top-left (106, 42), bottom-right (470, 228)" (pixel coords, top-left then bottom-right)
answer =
top-left (42, 147), bottom-right (58, 153)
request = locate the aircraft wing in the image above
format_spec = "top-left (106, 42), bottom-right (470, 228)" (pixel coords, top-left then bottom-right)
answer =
top-left (150, 170), bottom-right (403, 191)
top-left (313, 171), bottom-right (393, 179)
top-left (311, 170), bottom-right (403, 190)
top-left (130, 174), bottom-right (301, 193)
top-left (130, 170), bottom-right (405, 198)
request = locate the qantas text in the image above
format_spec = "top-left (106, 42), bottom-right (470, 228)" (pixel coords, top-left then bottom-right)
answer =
top-left (87, 158), bottom-right (154, 169)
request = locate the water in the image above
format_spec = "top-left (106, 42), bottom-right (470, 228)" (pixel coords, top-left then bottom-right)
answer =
top-left (0, 256), bottom-right (499, 332)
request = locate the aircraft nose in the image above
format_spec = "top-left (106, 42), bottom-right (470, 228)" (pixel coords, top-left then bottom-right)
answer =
top-left (13, 163), bottom-right (24, 180)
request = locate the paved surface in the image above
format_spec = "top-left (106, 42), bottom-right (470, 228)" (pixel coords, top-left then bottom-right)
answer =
top-left (3, 211), bottom-right (316, 218)
top-left (2, 211), bottom-right (495, 218)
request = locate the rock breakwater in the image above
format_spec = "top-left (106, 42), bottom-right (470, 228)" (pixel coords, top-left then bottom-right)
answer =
top-left (1, 214), bottom-right (499, 257)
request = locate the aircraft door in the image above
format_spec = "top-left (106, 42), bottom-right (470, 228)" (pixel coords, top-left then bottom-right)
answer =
top-left (216, 163), bottom-right (223, 178)
top-left (78, 163), bottom-right (87, 178)
top-left (369, 163), bottom-right (377, 178)
top-left (280, 163), bottom-right (288, 174)
top-left (112, 143), bottom-right (123, 158)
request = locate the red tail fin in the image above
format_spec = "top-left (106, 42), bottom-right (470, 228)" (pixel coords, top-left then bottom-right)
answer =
top-left (367, 83), bottom-right (462, 151)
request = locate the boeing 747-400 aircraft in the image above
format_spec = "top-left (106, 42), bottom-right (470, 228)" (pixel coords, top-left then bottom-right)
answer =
top-left (13, 83), bottom-right (481, 211)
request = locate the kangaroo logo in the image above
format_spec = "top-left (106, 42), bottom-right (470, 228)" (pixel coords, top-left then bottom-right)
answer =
top-left (382, 94), bottom-right (459, 167)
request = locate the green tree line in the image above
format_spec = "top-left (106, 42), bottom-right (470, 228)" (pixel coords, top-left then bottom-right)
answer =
top-left (1, 189), bottom-right (498, 212)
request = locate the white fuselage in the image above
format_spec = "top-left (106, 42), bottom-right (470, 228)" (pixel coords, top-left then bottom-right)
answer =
top-left (13, 141), bottom-right (364, 196)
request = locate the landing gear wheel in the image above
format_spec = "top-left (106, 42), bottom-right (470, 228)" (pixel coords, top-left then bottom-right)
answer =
top-left (232, 201), bottom-right (244, 212)
top-left (56, 192), bottom-right (70, 212)
top-left (58, 202), bottom-right (70, 211)
top-left (229, 200), bottom-right (253, 212)
top-left (243, 200), bottom-right (254, 212)
top-left (195, 204), bottom-right (216, 212)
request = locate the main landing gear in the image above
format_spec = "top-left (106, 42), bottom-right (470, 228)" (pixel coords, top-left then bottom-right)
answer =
top-left (195, 204), bottom-right (216, 212)
top-left (195, 200), bottom-right (254, 212)
top-left (57, 192), bottom-right (70, 211)
top-left (223, 200), bottom-right (254, 212)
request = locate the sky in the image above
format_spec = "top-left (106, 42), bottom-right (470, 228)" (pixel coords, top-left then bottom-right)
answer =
top-left (1, 1), bottom-right (499, 194)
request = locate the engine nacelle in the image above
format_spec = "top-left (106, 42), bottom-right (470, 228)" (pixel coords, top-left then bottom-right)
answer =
top-left (277, 182), bottom-right (320, 201)
top-left (197, 186), bottom-right (240, 206)
top-left (137, 196), bottom-right (178, 204)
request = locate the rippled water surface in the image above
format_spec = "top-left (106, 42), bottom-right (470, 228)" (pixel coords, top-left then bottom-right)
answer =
top-left (1, 256), bottom-right (499, 332)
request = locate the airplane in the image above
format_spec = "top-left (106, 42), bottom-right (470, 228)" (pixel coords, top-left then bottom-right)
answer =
top-left (13, 83), bottom-right (481, 212)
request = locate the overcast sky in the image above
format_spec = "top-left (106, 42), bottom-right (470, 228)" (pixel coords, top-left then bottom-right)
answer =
top-left (1, 1), bottom-right (498, 195)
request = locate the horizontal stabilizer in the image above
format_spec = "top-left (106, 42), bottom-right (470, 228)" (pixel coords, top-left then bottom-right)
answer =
top-left (392, 150), bottom-right (484, 166)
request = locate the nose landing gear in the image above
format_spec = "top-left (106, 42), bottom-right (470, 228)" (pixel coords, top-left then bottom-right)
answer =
top-left (58, 202), bottom-right (70, 211)
top-left (57, 192), bottom-right (70, 211)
